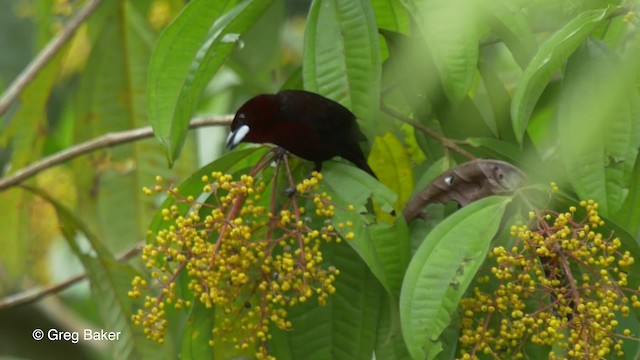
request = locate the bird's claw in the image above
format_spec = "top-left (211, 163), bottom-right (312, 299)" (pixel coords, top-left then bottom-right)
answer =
top-left (284, 185), bottom-right (297, 198)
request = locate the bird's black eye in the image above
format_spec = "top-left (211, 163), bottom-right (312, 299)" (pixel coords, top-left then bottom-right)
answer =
top-left (444, 175), bottom-right (454, 186)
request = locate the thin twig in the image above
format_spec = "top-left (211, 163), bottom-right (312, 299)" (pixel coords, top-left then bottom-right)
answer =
top-left (0, 0), bottom-right (105, 116)
top-left (380, 103), bottom-right (476, 160)
top-left (0, 116), bottom-right (233, 191)
top-left (0, 244), bottom-right (142, 310)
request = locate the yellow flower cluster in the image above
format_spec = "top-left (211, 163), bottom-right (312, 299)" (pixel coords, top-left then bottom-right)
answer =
top-left (130, 171), bottom-right (345, 359)
top-left (458, 200), bottom-right (639, 359)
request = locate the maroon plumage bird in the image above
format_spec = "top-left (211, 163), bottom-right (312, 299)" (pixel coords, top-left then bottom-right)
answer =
top-left (226, 90), bottom-right (377, 178)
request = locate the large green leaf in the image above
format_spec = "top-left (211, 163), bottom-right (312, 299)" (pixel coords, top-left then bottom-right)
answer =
top-left (372, 0), bottom-right (409, 33)
top-left (410, 0), bottom-right (479, 103)
top-left (558, 40), bottom-right (640, 216)
top-left (511, 5), bottom-right (616, 143)
top-left (147, 147), bottom-right (265, 240)
top-left (617, 154), bottom-right (640, 238)
top-left (179, 303), bottom-right (215, 360)
top-left (73, 1), bottom-right (189, 254)
top-left (24, 185), bottom-right (170, 359)
top-left (270, 241), bottom-right (384, 360)
top-left (478, 0), bottom-right (536, 68)
top-left (399, 196), bottom-right (510, 360)
top-left (148, 0), bottom-right (273, 164)
top-left (375, 294), bottom-right (412, 360)
top-left (0, 4), bottom-right (66, 289)
top-left (303, 0), bottom-right (381, 124)
top-left (321, 162), bottom-right (406, 296)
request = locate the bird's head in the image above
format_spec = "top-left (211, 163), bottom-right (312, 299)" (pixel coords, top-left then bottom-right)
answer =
top-left (226, 94), bottom-right (279, 150)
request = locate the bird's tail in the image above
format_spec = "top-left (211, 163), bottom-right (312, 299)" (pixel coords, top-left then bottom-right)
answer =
top-left (353, 158), bottom-right (378, 180)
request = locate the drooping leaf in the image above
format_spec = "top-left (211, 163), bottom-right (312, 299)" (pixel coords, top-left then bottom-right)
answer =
top-left (179, 303), bottom-right (215, 359)
top-left (74, 1), bottom-right (188, 254)
top-left (375, 294), bottom-right (412, 360)
top-left (616, 154), bottom-right (640, 238)
top-left (477, 0), bottom-right (536, 68)
top-left (558, 39), bottom-right (640, 216)
top-left (148, 0), bottom-right (273, 164)
top-left (269, 241), bottom-right (384, 360)
top-left (371, 0), bottom-right (409, 33)
top-left (410, 0), bottom-right (479, 103)
top-left (511, 5), bottom-right (616, 143)
top-left (23, 185), bottom-right (170, 359)
top-left (321, 162), bottom-right (407, 296)
top-left (303, 0), bottom-right (381, 124)
top-left (0, 15), bottom-right (66, 288)
top-left (399, 196), bottom-right (510, 359)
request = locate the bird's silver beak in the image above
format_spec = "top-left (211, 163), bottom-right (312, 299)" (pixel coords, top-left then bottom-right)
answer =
top-left (226, 124), bottom-right (250, 150)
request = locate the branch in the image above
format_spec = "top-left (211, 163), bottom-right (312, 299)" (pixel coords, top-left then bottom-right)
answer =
top-left (380, 103), bottom-right (476, 160)
top-left (0, 116), bottom-right (233, 191)
top-left (0, 244), bottom-right (142, 310)
top-left (0, 0), bottom-right (106, 116)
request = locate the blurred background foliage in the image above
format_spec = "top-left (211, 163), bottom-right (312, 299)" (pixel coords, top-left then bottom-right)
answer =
top-left (0, 0), bottom-right (639, 359)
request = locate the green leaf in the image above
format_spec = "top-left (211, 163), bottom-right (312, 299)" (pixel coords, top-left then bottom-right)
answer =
top-left (616, 154), bottom-right (640, 238)
top-left (478, 0), bottom-right (536, 68)
top-left (148, 147), bottom-right (266, 240)
top-left (148, 0), bottom-right (273, 164)
top-left (180, 303), bottom-right (215, 359)
top-left (0, 9), bottom-right (65, 287)
top-left (23, 185), bottom-right (170, 359)
top-left (399, 196), bottom-right (510, 360)
top-left (464, 137), bottom-right (522, 164)
top-left (558, 40), bottom-right (640, 216)
top-left (372, 0), bottom-right (409, 33)
top-left (321, 162), bottom-right (407, 296)
top-left (322, 161), bottom-right (397, 213)
top-left (74, 1), bottom-right (187, 253)
top-left (270, 242), bottom-right (384, 360)
top-left (303, 0), bottom-right (381, 123)
top-left (511, 5), bottom-right (616, 143)
top-left (375, 294), bottom-right (412, 360)
top-left (477, 61), bottom-right (516, 143)
top-left (411, 0), bottom-right (479, 103)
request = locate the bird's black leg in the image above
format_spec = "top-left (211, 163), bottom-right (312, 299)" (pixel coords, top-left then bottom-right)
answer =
top-left (275, 147), bottom-right (287, 161)
top-left (273, 147), bottom-right (297, 197)
top-left (285, 184), bottom-right (297, 198)
top-left (286, 162), bottom-right (322, 197)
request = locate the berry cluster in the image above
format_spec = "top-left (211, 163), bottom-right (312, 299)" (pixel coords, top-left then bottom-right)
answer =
top-left (458, 199), bottom-right (639, 359)
top-left (130, 171), bottom-right (348, 358)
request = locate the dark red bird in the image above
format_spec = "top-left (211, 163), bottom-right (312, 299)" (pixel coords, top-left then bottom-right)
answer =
top-left (226, 90), bottom-right (377, 178)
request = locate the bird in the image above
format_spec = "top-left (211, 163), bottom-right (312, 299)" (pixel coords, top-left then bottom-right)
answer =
top-left (226, 90), bottom-right (377, 178)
